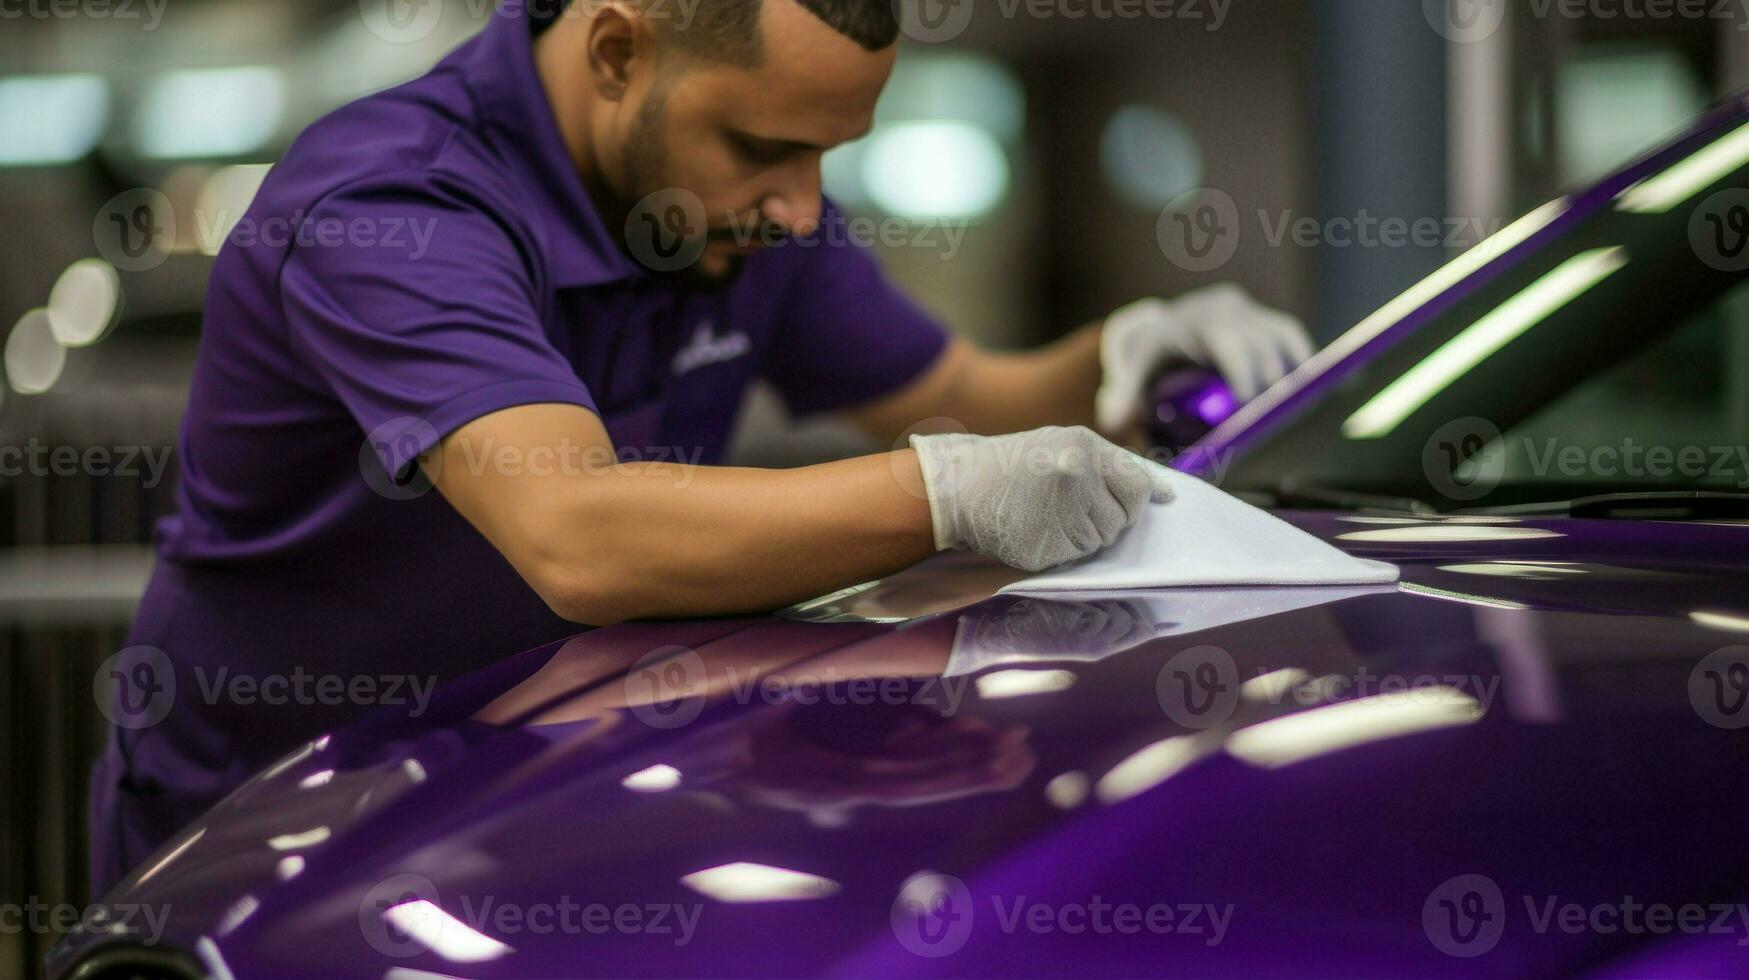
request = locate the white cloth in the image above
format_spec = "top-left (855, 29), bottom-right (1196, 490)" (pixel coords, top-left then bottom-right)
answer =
top-left (999, 467), bottom-right (1399, 594)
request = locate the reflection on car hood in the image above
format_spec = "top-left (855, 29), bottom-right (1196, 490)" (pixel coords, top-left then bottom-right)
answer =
top-left (56, 514), bottom-right (1749, 979)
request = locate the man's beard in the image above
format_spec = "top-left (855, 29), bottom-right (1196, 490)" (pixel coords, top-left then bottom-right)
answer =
top-left (620, 86), bottom-right (747, 293)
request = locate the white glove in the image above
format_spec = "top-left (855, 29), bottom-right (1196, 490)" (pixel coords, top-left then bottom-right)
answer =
top-left (1095, 283), bottom-right (1315, 434)
top-left (909, 426), bottom-right (1172, 573)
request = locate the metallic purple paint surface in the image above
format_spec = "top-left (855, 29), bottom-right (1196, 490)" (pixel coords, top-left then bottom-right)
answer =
top-left (52, 513), bottom-right (1749, 978)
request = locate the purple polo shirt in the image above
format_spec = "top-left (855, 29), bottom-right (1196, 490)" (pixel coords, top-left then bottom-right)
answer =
top-left (91, 3), bottom-right (946, 893)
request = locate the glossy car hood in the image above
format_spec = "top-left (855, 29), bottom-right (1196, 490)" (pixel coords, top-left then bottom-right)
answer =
top-left (61, 514), bottom-right (1749, 978)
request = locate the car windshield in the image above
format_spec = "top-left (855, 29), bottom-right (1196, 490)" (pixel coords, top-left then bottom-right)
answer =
top-left (1214, 110), bottom-right (1749, 513)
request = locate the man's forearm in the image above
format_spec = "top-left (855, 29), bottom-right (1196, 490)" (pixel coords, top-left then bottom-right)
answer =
top-left (529, 451), bottom-right (937, 624)
top-left (852, 325), bottom-right (1106, 444)
top-left (947, 323), bottom-right (1103, 434)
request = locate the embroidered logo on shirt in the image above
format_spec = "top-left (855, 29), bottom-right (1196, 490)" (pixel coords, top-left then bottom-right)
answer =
top-left (672, 321), bottom-right (751, 376)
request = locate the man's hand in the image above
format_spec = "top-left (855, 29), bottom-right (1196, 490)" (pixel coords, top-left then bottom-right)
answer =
top-left (910, 426), bottom-right (1172, 572)
top-left (1095, 283), bottom-right (1314, 434)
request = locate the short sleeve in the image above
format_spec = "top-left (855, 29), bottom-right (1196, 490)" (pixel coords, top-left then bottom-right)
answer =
top-left (761, 205), bottom-right (950, 417)
top-left (279, 173), bottom-right (597, 480)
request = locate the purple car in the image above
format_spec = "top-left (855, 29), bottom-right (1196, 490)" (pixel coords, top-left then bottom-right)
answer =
top-left (51, 99), bottom-right (1749, 979)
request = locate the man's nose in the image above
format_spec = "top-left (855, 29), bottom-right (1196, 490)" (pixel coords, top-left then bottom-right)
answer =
top-left (760, 165), bottom-right (823, 238)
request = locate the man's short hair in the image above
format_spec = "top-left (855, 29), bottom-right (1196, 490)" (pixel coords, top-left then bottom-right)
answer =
top-left (653, 0), bottom-right (899, 65)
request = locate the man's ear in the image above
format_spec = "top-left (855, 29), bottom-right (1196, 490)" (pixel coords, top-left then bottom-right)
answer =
top-left (585, 2), bottom-right (647, 102)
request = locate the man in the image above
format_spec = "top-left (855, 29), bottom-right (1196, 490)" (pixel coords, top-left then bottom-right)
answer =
top-left (91, 0), bottom-right (1310, 892)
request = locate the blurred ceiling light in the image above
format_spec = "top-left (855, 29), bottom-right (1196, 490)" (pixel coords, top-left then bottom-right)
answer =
top-left (1094, 735), bottom-right (1213, 806)
top-left (1045, 770), bottom-right (1090, 809)
top-left (135, 67), bottom-right (286, 160)
top-left (1556, 48), bottom-right (1705, 187)
top-left (267, 826), bottom-right (331, 851)
top-left (1100, 105), bottom-right (1203, 211)
top-left (825, 53), bottom-right (1021, 213)
top-left (621, 764), bottom-right (682, 792)
top-left (1690, 610), bottom-right (1749, 633)
top-left (1337, 526), bottom-right (1564, 543)
top-left (46, 259), bottom-right (122, 346)
top-left (383, 900), bottom-right (513, 963)
top-left (1618, 118), bottom-right (1749, 214)
top-left (5, 309), bottom-right (67, 395)
top-left (1226, 688), bottom-right (1483, 768)
top-left (298, 769), bottom-right (334, 789)
top-left (1239, 667), bottom-right (1309, 704)
top-left (976, 669), bottom-right (1077, 699)
top-left (216, 894), bottom-right (260, 937)
top-left (821, 143), bottom-right (872, 211)
top-left (0, 74), bottom-right (109, 167)
top-left (863, 121), bottom-right (1008, 220)
top-left (276, 855), bottom-right (305, 881)
top-left (1438, 562), bottom-right (1587, 579)
top-left (877, 52), bottom-right (1025, 146)
top-left (196, 164), bottom-right (273, 255)
top-left (679, 862), bottom-right (840, 904)
top-left (1343, 246), bottom-right (1628, 439)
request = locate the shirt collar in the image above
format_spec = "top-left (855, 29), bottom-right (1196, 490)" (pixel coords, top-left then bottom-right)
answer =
top-left (464, 0), bottom-right (640, 289)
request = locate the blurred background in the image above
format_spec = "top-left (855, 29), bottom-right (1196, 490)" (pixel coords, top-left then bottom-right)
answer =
top-left (2, 0), bottom-right (1745, 969)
